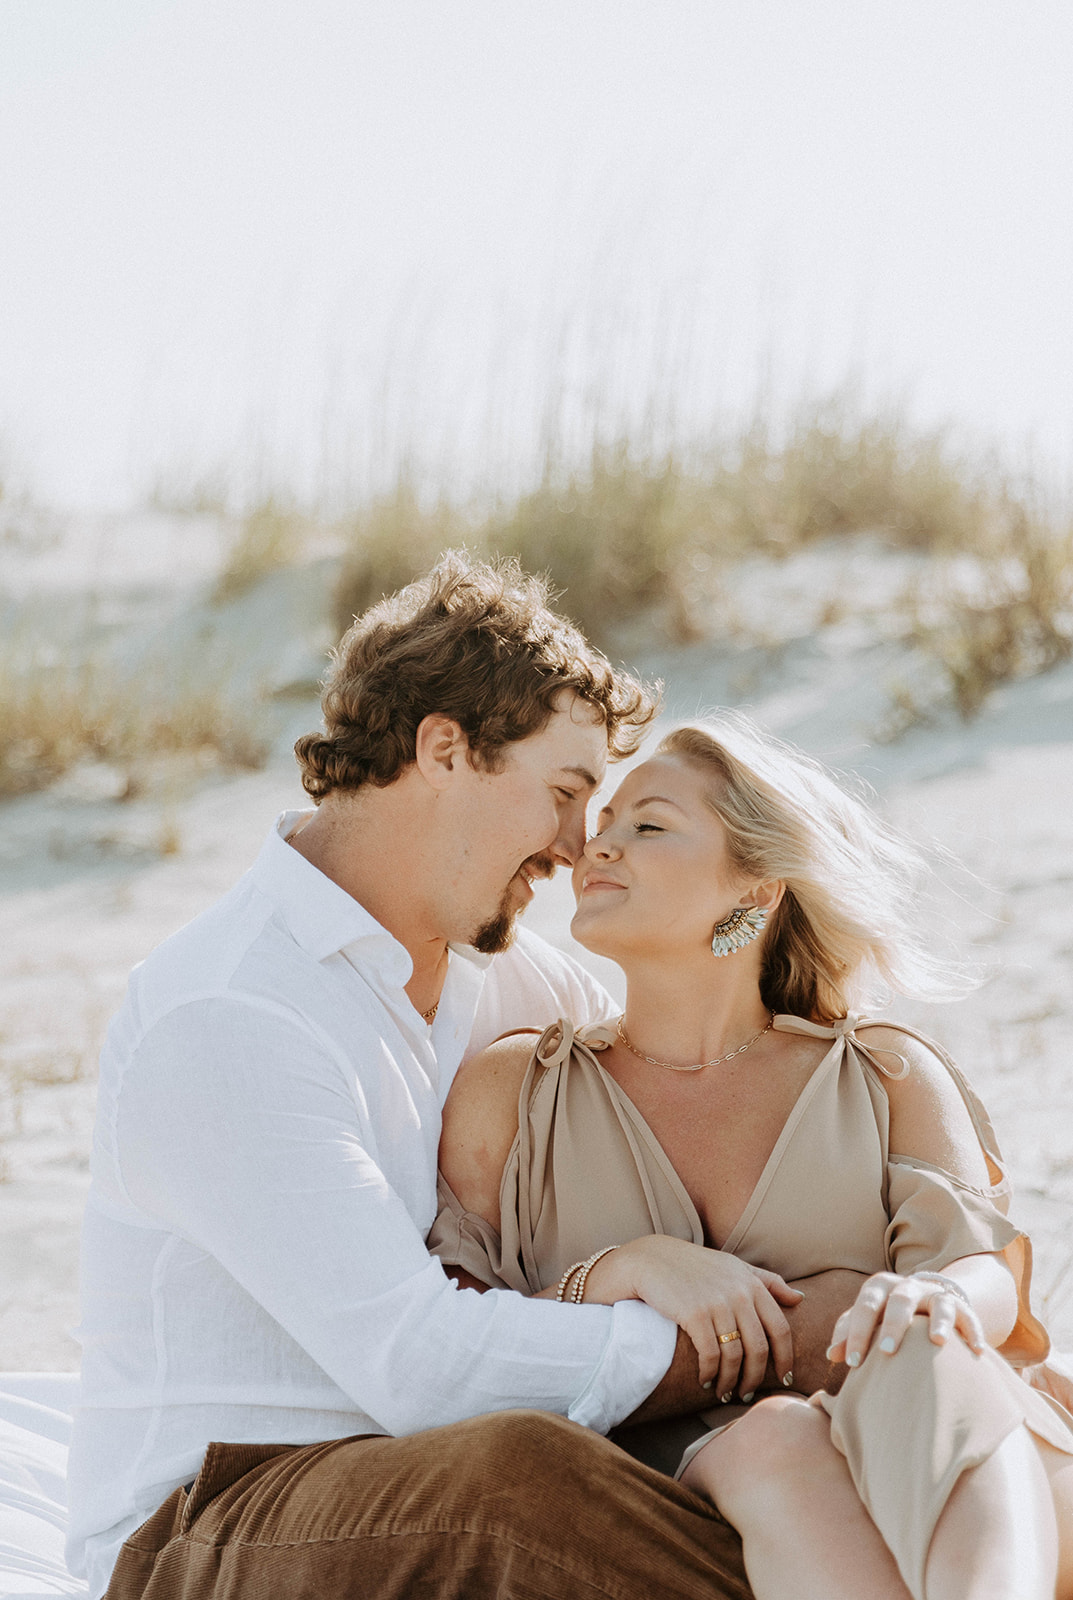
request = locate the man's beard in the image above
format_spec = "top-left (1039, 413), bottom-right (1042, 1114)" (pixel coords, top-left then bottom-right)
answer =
top-left (472, 896), bottom-right (517, 955)
top-left (471, 854), bottom-right (555, 955)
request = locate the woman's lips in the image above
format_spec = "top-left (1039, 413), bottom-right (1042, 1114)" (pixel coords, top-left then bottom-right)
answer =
top-left (580, 876), bottom-right (626, 894)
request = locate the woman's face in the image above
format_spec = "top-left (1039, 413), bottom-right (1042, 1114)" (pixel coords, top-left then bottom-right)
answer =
top-left (570, 752), bottom-right (753, 961)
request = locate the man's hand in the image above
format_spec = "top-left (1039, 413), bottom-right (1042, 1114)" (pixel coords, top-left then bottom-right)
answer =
top-left (623, 1267), bottom-right (866, 1424)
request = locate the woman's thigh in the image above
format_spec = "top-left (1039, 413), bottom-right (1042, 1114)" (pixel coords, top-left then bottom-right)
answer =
top-left (1037, 1436), bottom-right (1073, 1600)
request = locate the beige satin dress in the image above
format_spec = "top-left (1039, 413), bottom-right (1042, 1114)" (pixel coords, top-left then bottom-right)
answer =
top-left (429, 1015), bottom-right (1073, 1600)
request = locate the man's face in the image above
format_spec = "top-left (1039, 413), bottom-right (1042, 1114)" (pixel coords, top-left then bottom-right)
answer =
top-left (440, 692), bottom-right (609, 953)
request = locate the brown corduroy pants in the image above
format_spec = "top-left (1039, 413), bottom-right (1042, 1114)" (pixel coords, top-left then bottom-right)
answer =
top-left (104, 1409), bottom-right (754, 1600)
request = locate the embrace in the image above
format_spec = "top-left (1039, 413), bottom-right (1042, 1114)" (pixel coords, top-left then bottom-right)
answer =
top-left (68, 553), bottom-right (1073, 1600)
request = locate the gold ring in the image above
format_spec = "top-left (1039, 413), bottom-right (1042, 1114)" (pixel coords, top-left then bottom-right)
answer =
top-left (717, 1329), bottom-right (741, 1345)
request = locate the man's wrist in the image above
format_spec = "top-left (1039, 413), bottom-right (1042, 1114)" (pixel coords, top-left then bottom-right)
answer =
top-left (760, 1269), bottom-right (867, 1396)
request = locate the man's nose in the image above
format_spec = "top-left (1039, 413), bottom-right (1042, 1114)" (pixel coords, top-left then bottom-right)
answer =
top-left (551, 801), bottom-right (594, 866)
top-left (582, 828), bottom-right (619, 862)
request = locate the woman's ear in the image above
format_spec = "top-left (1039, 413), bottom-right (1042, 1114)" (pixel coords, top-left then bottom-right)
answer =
top-left (744, 878), bottom-right (786, 915)
top-left (413, 714), bottom-right (470, 791)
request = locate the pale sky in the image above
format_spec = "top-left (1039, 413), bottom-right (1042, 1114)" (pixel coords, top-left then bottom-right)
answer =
top-left (1, 0), bottom-right (1071, 508)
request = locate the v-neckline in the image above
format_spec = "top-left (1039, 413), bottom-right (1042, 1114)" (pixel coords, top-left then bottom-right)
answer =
top-left (574, 1021), bottom-right (846, 1252)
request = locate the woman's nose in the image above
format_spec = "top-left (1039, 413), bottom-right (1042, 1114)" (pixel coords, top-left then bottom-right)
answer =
top-left (585, 830), bottom-right (620, 861)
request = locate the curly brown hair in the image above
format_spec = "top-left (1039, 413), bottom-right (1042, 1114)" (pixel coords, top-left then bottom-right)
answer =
top-left (294, 551), bottom-right (659, 800)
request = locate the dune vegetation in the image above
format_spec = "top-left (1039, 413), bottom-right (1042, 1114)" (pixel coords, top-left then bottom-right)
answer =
top-left (4, 395), bottom-right (1072, 803)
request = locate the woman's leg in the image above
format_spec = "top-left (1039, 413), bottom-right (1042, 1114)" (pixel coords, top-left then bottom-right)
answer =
top-left (680, 1396), bottom-right (912, 1600)
top-left (687, 1390), bottom-right (1072, 1600)
top-left (1041, 1436), bottom-right (1073, 1600)
top-left (923, 1425), bottom-right (1057, 1600)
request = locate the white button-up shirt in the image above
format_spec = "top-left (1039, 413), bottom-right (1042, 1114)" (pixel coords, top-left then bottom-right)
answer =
top-left (67, 814), bottom-right (676, 1598)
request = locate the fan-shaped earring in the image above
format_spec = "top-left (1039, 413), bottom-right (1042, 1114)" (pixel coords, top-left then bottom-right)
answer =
top-left (711, 905), bottom-right (768, 957)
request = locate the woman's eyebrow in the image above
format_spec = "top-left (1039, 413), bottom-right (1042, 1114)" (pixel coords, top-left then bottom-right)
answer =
top-left (596, 795), bottom-right (686, 823)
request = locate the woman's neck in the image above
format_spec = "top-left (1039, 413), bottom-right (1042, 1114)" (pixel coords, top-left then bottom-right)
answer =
top-left (619, 954), bottom-right (771, 1067)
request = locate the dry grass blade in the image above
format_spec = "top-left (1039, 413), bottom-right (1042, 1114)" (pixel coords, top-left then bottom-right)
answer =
top-left (214, 497), bottom-right (307, 604)
top-left (0, 649), bottom-right (272, 799)
top-left (904, 505), bottom-right (1073, 719)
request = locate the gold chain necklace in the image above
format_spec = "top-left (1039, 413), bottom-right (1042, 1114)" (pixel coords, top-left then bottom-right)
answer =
top-left (615, 1012), bottom-right (774, 1072)
top-left (420, 1002), bottom-right (439, 1025)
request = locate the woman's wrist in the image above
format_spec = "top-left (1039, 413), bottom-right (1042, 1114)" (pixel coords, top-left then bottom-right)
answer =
top-left (912, 1270), bottom-right (972, 1310)
top-left (576, 1241), bottom-right (638, 1305)
top-left (555, 1245), bottom-right (620, 1303)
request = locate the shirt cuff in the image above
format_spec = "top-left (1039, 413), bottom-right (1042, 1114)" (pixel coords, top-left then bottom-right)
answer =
top-left (567, 1299), bottom-right (678, 1434)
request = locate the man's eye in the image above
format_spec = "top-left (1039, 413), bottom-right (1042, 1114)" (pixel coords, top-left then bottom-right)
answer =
top-left (556, 788), bottom-right (579, 802)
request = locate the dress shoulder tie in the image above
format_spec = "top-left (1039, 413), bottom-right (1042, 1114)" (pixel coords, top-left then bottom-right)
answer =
top-left (772, 1013), bottom-right (911, 1080)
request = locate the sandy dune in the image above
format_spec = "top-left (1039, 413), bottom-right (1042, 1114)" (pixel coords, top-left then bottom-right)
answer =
top-left (2, 529), bottom-right (1072, 1367)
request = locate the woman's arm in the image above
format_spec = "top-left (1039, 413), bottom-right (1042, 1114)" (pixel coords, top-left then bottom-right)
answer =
top-left (439, 1034), bottom-right (535, 1230)
top-left (826, 1025), bottom-right (1019, 1367)
top-left (439, 1035), bottom-right (800, 1398)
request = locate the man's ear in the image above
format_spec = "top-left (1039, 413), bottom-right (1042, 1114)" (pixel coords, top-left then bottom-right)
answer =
top-left (413, 715), bottom-right (470, 791)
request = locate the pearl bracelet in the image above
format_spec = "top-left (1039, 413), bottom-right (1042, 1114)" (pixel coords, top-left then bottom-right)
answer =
top-left (913, 1271), bottom-right (972, 1308)
top-left (555, 1246), bottom-right (619, 1304)
top-left (554, 1260), bottom-right (586, 1302)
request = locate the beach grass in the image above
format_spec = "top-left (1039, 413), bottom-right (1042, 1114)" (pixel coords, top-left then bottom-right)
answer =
top-left (0, 648), bottom-right (271, 800)
top-left (5, 397), bottom-right (1071, 810)
top-left (213, 496), bottom-right (309, 604)
top-left (329, 401), bottom-right (1073, 704)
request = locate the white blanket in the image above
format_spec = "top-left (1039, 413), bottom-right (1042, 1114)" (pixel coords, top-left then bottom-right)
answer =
top-left (0, 1375), bottom-right (86, 1600)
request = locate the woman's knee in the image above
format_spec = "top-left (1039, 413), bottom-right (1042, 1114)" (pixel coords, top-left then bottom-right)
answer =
top-left (720, 1396), bottom-right (825, 1479)
top-left (689, 1396), bottom-right (836, 1521)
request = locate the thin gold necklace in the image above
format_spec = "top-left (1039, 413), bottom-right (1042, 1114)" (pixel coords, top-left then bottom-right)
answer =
top-left (420, 1002), bottom-right (439, 1025)
top-left (616, 1012), bottom-right (774, 1072)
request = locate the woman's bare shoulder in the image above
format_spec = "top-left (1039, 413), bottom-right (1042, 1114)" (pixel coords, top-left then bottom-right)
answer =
top-left (439, 1033), bottom-right (540, 1227)
top-left (446, 1032), bottom-right (541, 1119)
top-left (854, 1021), bottom-right (991, 1186)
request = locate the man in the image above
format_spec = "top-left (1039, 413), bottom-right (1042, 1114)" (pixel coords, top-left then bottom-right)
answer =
top-left (68, 553), bottom-right (851, 1600)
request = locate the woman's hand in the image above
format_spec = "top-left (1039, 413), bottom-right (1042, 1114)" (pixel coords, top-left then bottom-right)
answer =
top-left (825, 1270), bottom-right (987, 1370)
top-left (586, 1235), bottom-right (802, 1400)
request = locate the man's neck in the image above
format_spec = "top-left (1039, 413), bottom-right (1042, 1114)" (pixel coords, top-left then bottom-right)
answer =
top-left (287, 789), bottom-right (451, 1013)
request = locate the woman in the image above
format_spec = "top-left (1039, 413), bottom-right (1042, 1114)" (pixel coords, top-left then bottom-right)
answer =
top-left (431, 714), bottom-right (1073, 1600)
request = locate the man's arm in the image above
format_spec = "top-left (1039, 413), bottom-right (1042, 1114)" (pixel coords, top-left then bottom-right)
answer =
top-left (122, 998), bottom-right (675, 1438)
top-left (624, 1269), bottom-right (867, 1424)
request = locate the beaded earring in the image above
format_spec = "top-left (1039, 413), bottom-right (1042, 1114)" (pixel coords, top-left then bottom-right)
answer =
top-left (711, 905), bottom-right (768, 957)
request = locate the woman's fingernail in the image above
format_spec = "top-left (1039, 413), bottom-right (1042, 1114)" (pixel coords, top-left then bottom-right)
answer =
top-left (847, 1351), bottom-right (861, 1368)
top-left (741, 1392), bottom-right (755, 1404)
top-left (701, 1379), bottom-right (713, 1390)
top-left (879, 1337), bottom-right (896, 1354)
top-left (720, 1392), bottom-right (733, 1404)
top-left (781, 1371), bottom-right (794, 1388)
top-left (825, 1345), bottom-right (837, 1362)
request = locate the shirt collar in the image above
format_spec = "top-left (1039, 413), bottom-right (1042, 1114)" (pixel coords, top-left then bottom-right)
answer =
top-left (250, 810), bottom-right (495, 983)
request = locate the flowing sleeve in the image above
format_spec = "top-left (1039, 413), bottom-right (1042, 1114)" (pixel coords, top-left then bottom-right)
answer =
top-left (426, 1171), bottom-right (526, 1292)
top-left (880, 1028), bottom-right (1049, 1367)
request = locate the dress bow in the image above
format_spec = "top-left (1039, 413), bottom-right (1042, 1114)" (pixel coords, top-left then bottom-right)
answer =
top-left (773, 1013), bottom-right (909, 1079)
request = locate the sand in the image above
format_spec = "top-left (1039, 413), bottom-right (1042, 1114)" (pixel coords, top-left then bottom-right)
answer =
top-left (2, 522), bottom-right (1072, 1368)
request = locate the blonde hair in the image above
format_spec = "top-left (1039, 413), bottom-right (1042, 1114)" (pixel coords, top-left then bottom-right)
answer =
top-left (659, 714), bottom-right (968, 1022)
